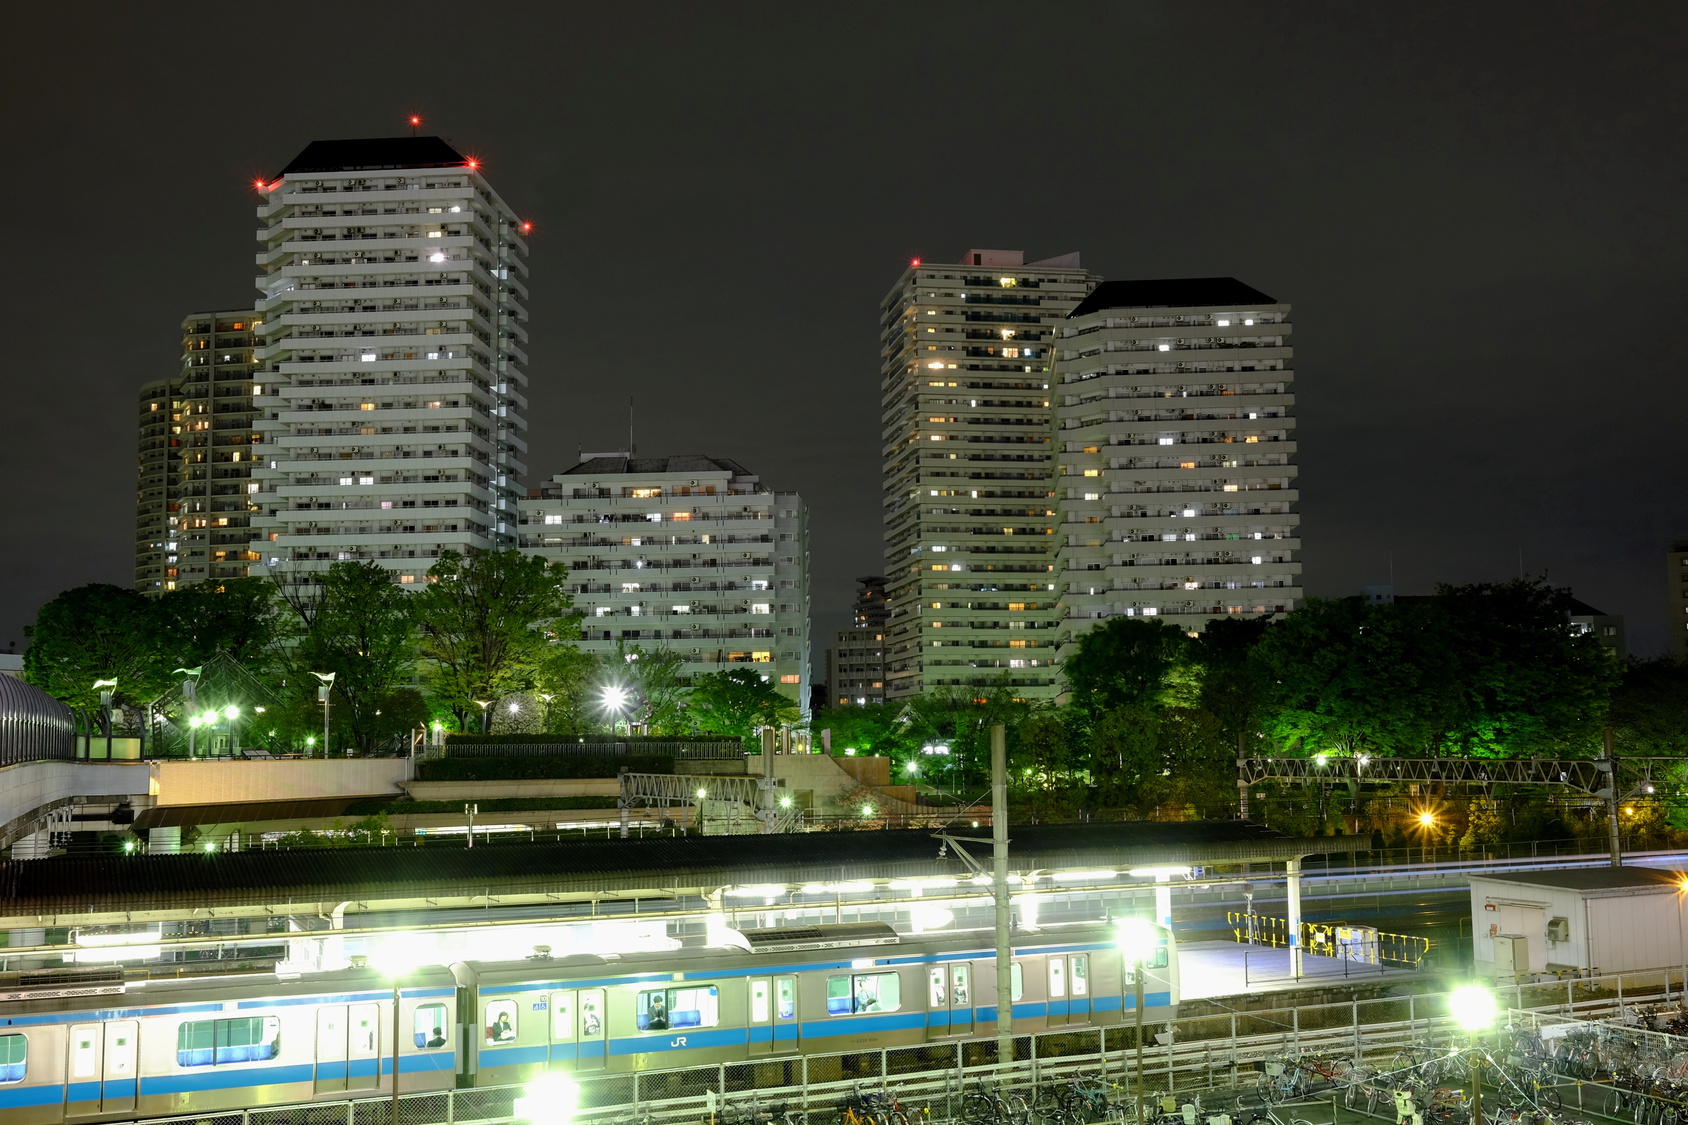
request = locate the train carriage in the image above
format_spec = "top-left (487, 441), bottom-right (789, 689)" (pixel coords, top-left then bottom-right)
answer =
top-left (0, 920), bottom-right (1177, 1123)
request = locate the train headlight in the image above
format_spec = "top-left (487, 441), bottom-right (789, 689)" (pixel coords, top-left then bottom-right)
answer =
top-left (514, 1075), bottom-right (578, 1125)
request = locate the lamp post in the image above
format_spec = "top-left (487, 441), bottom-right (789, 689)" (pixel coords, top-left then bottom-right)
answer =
top-left (514, 1074), bottom-right (578, 1125)
top-left (174, 667), bottom-right (202, 758)
top-left (475, 699), bottom-right (492, 734)
top-left (1416, 811), bottom-right (1436, 866)
top-left (601, 685), bottom-right (629, 736)
top-left (92, 679), bottom-right (117, 760)
top-left (537, 692), bottom-right (554, 731)
top-left (1115, 918), bottom-right (1160, 1125)
top-left (310, 672), bottom-right (336, 757)
top-left (1450, 984), bottom-right (1495, 1125)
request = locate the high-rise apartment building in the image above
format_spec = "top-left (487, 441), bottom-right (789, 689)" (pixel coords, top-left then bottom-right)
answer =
top-left (247, 137), bottom-right (529, 592)
top-left (1052, 278), bottom-right (1300, 648)
top-left (134, 312), bottom-right (261, 592)
top-left (879, 250), bottom-right (1098, 701)
top-left (518, 455), bottom-right (811, 714)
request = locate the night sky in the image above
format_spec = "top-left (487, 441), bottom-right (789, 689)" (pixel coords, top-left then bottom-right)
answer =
top-left (4, 3), bottom-right (1684, 655)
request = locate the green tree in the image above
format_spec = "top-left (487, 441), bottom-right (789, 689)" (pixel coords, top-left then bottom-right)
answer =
top-left (288, 561), bottom-right (418, 753)
top-left (1610, 658), bottom-right (1688, 756)
top-left (688, 668), bottom-right (802, 743)
top-left (1088, 703), bottom-right (1162, 806)
top-left (24, 584), bottom-right (164, 729)
top-left (1062, 617), bottom-right (1188, 717)
top-left (529, 643), bottom-right (602, 734)
top-left (152, 577), bottom-right (282, 671)
top-left (414, 549), bottom-right (576, 731)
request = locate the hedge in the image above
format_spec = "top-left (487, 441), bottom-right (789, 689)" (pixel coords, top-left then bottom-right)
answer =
top-left (344, 796), bottom-right (619, 815)
top-left (444, 733), bottom-right (736, 746)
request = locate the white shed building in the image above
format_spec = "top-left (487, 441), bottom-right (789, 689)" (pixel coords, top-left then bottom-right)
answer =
top-left (1468, 867), bottom-right (1683, 979)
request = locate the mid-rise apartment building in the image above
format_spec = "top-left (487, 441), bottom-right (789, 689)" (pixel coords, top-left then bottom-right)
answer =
top-left (827, 576), bottom-right (890, 706)
top-left (1052, 278), bottom-right (1300, 649)
top-left (879, 250), bottom-right (1099, 701)
top-left (246, 136), bottom-right (529, 591)
top-left (134, 311), bottom-right (261, 592)
top-left (519, 455), bottom-right (811, 714)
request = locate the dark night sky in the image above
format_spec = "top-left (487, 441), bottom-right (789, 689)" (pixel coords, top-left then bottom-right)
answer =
top-left (3, 3), bottom-right (1685, 655)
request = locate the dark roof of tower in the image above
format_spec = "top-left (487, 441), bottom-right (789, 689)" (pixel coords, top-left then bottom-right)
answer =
top-left (563, 455), bottom-right (753, 477)
top-left (1069, 277), bottom-right (1279, 318)
top-left (278, 136), bottom-right (469, 177)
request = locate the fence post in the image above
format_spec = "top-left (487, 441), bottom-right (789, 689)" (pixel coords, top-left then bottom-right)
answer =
top-left (1353, 1000), bottom-right (1360, 1059)
top-left (447, 1087), bottom-right (456, 1125)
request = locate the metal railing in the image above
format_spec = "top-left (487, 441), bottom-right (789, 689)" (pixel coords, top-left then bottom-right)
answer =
top-left (113, 971), bottom-right (1682, 1125)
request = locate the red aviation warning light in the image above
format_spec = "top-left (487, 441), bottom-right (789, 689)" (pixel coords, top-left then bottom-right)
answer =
top-left (409, 115), bottom-right (422, 126)
top-left (520, 221), bottom-right (533, 234)
top-left (252, 178), bottom-right (270, 193)
top-left (911, 257), bottom-right (921, 267)
top-left (465, 157), bottom-right (480, 170)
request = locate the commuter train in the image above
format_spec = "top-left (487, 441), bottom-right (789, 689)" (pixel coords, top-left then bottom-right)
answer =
top-left (0, 921), bottom-right (1177, 1124)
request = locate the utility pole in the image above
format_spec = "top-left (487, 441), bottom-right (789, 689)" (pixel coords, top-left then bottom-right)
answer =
top-left (1601, 729), bottom-right (1621, 869)
top-left (991, 723), bottom-right (1012, 1064)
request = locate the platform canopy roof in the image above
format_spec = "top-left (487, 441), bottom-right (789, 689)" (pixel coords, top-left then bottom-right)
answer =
top-left (0, 821), bottom-right (1348, 928)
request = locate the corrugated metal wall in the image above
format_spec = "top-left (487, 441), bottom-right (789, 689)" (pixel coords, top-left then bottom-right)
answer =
top-left (0, 676), bottom-right (76, 767)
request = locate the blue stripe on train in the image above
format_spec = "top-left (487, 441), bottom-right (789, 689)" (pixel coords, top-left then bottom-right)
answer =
top-left (0, 987), bottom-right (459, 1028)
top-left (0, 1085), bottom-right (63, 1108)
top-left (239, 987), bottom-right (455, 1009)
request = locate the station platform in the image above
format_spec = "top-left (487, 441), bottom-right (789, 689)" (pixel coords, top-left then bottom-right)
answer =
top-left (1179, 938), bottom-right (1423, 999)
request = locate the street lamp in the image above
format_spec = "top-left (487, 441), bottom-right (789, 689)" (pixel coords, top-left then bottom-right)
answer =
top-left (1450, 984), bottom-right (1495, 1125)
top-left (1115, 917), bottom-right (1161, 1125)
top-left (600, 685), bottom-right (629, 735)
top-left (474, 699), bottom-right (492, 734)
top-left (1675, 877), bottom-right (1688, 1002)
top-left (310, 672), bottom-right (336, 757)
top-left (514, 1074), bottom-right (579, 1125)
top-left (92, 678), bottom-right (118, 760)
top-left (382, 942), bottom-right (425, 1125)
top-left (537, 692), bottom-right (554, 731)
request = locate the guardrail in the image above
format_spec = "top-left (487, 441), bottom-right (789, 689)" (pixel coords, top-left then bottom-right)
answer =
top-left (113, 972), bottom-right (1680, 1125)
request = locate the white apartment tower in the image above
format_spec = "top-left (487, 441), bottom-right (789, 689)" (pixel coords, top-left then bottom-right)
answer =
top-left (247, 137), bottom-right (529, 590)
top-left (1052, 278), bottom-right (1300, 650)
top-left (519, 456), bottom-right (811, 715)
top-left (879, 250), bottom-right (1098, 701)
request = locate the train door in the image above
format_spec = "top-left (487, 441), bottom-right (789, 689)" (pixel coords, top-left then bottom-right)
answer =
top-left (549, 990), bottom-right (576, 1066)
top-left (1067, 955), bottom-right (1091, 1022)
top-left (927, 963), bottom-right (973, 1037)
top-left (748, 978), bottom-right (774, 1055)
top-left (1047, 958), bottom-right (1068, 1023)
top-left (773, 975), bottom-right (798, 1047)
top-left (65, 1024), bottom-right (102, 1116)
top-left (102, 1021), bottom-right (138, 1113)
top-left (316, 1008), bottom-right (348, 1093)
top-left (347, 1003), bottom-right (380, 1090)
top-left (576, 989), bottom-right (606, 1071)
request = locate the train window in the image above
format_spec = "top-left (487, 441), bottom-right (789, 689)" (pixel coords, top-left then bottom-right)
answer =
top-left (414, 1004), bottom-right (448, 1049)
top-left (1071, 955), bottom-right (1088, 996)
top-left (1048, 959), bottom-right (1065, 998)
top-left (176, 1017), bottom-right (279, 1068)
top-left (0, 1034), bottom-right (24, 1083)
top-left (751, 980), bottom-right (770, 1022)
top-left (636, 985), bottom-right (719, 1031)
top-left (776, 978), bottom-right (795, 1020)
top-left (550, 993), bottom-right (573, 1040)
top-left (928, 967), bottom-right (945, 1006)
top-left (826, 971), bottom-right (901, 1015)
top-left (484, 1000), bottom-right (518, 1045)
top-left (1010, 962), bottom-right (1023, 1002)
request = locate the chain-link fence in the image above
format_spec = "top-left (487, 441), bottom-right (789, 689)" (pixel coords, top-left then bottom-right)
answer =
top-left (124, 973), bottom-right (1679, 1125)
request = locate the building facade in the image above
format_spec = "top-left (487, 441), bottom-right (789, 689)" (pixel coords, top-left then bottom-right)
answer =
top-left (246, 136), bottom-right (529, 593)
top-left (827, 576), bottom-right (890, 706)
top-left (1051, 278), bottom-right (1301, 651)
top-left (518, 455), bottom-right (810, 714)
top-left (879, 250), bottom-right (1099, 701)
top-left (135, 311), bottom-right (261, 592)
top-left (828, 628), bottom-right (886, 707)
top-left (1670, 540), bottom-right (1688, 660)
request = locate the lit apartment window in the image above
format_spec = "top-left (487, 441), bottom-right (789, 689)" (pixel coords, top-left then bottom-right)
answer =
top-left (632, 488), bottom-right (661, 499)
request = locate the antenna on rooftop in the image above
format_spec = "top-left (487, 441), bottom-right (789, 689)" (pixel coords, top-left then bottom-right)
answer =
top-left (629, 395), bottom-right (635, 456)
top-left (408, 114), bottom-right (422, 137)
